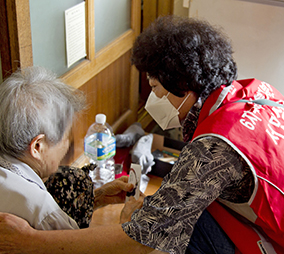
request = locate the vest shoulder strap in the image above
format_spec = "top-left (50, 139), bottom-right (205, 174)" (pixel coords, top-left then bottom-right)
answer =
top-left (235, 99), bottom-right (284, 108)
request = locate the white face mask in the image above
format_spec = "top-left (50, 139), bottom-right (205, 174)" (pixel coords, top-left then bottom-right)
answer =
top-left (145, 91), bottom-right (190, 131)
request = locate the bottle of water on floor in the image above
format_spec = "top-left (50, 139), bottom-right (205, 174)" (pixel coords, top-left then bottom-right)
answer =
top-left (84, 113), bottom-right (116, 188)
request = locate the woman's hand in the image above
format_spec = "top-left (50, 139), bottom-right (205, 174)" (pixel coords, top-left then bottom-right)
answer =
top-left (120, 193), bottom-right (145, 224)
top-left (94, 176), bottom-right (134, 209)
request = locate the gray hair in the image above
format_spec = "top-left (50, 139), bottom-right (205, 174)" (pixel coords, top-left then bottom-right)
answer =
top-left (0, 66), bottom-right (86, 158)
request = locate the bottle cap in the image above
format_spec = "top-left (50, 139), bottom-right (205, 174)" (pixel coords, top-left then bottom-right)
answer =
top-left (96, 114), bottom-right (106, 124)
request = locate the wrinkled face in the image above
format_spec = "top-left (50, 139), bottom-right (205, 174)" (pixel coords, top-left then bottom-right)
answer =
top-left (41, 124), bottom-right (72, 178)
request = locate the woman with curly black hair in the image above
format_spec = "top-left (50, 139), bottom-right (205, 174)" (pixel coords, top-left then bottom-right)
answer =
top-left (132, 15), bottom-right (237, 99)
top-left (0, 15), bottom-right (283, 254)
top-left (124, 15), bottom-right (283, 254)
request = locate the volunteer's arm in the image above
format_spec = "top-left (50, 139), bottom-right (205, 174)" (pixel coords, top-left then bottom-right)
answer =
top-left (0, 212), bottom-right (154, 254)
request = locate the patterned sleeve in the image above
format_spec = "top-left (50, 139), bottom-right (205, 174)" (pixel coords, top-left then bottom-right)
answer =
top-left (122, 136), bottom-right (246, 254)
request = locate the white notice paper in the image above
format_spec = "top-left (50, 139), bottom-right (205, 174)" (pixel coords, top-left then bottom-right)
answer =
top-left (65, 2), bottom-right (86, 68)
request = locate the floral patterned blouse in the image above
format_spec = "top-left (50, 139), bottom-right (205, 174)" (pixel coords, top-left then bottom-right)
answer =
top-left (122, 97), bottom-right (254, 253)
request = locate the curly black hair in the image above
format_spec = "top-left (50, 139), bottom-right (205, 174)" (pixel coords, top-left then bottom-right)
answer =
top-left (132, 15), bottom-right (237, 98)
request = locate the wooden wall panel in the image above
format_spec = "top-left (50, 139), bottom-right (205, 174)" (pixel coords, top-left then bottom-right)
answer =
top-left (143, 0), bottom-right (174, 30)
top-left (157, 0), bottom-right (174, 16)
top-left (0, 0), bottom-right (12, 78)
top-left (5, 0), bottom-right (33, 71)
top-left (63, 50), bottom-right (135, 164)
top-left (143, 0), bottom-right (157, 30)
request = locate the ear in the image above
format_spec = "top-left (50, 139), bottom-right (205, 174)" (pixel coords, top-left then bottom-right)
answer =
top-left (29, 134), bottom-right (46, 160)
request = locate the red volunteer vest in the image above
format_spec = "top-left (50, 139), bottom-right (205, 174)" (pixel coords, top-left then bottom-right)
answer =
top-left (192, 79), bottom-right (284, 254)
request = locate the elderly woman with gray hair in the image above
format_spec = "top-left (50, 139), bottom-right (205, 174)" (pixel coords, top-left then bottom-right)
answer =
top-left (0, 66), bottom-right (134, 230)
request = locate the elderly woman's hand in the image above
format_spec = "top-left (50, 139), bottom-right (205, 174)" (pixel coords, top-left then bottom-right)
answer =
top-left (120, 194), bottom-right (145, 224)
top-left (94, 176), bottom-right (134, 209)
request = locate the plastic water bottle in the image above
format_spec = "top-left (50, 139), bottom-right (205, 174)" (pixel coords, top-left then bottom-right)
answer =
top-left (84, 113), bottom-right (116, 188)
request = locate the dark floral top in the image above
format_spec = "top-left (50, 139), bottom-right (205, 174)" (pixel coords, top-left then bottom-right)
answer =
top-left (122, 97), bottom-right (254, 253)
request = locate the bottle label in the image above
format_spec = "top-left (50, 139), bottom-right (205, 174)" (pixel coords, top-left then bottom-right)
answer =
top-left (84, 133), bottom-right (116, 161)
